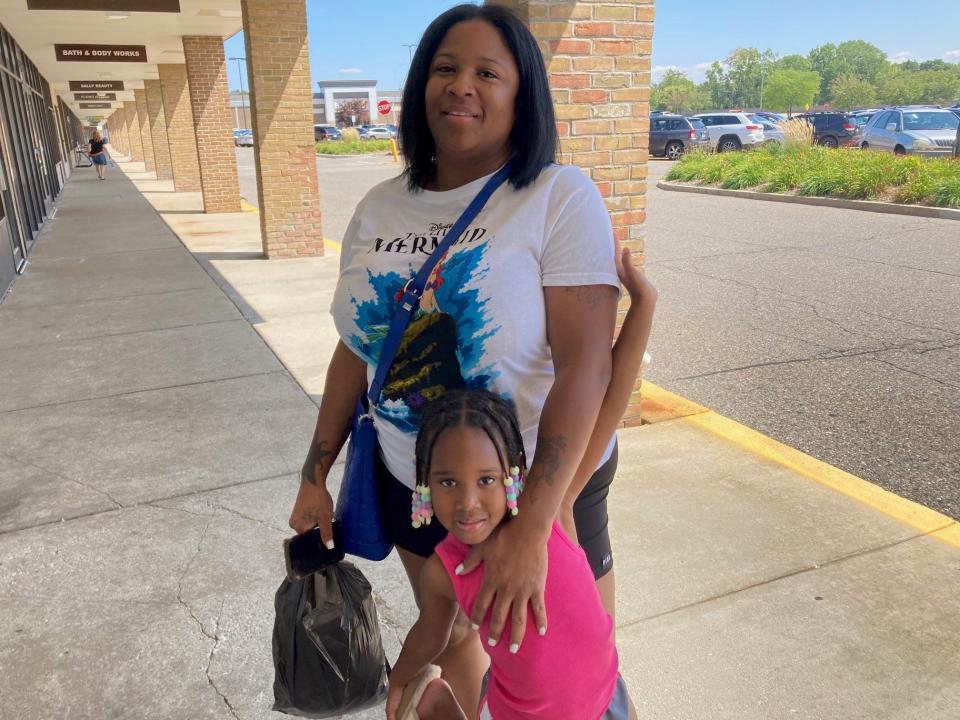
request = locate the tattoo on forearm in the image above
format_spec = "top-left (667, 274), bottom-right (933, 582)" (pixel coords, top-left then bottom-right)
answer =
top-left (563, 286), bottom-right (606, 311)
top-left (531, 434), bottom-right (567, 489)
top-left (306, 420), bottom-right (352, 485)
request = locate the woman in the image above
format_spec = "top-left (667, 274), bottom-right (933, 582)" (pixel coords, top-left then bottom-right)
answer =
top-left (89, 130), bottom-right (108, 180)
top-left (290, 5), bottom-right (620, 715)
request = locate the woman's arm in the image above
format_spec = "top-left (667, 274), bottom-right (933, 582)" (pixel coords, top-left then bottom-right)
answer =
top-left (288, 340), bottom-right (368, 545)
top-left (385, 556), bottom-right (459, 720)
top-left (559, 247), bottom-right (657, 540)
top-left (464, 282), bottom-right (618, 650)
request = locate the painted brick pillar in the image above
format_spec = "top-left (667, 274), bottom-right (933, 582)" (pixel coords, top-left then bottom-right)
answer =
top-left (123, 100), bottom-right (144, 163)
top-left (182, 35), bottom-right (241, 213)
top-left (134, 88), bottom-right (156, 173)
top-left (488, 0), bottom-right (654, 426)
top-left (144, 80), bottom-right (174, 180)
top-left (241, 0), bottom-right (323, 257)
top-left (158, 63), bottom-right (203, 193)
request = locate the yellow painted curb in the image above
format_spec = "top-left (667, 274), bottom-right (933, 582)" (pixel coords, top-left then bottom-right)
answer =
top-left (641, 381), bottom-right (960, 549)
top-left (324, 237), bottom-right (341, 252)
top-left (239, 200), bottom-right (258, 213)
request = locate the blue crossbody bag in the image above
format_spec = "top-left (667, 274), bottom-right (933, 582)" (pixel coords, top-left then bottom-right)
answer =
top-left (335, 160), bottom-right (514, 560)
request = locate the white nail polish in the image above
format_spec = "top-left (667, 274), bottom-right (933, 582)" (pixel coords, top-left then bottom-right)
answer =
top-left (509, 643), bottom-right (519, 654)
top-left (454, 563), bottom-right (464, 575)
top-left (471, 622), bottom-right (480, 631)
top-left (325, 539), bottom-right (335, 550)
top-left (538, 626), bottom-right (546, 636)
top-left (487, 638), bottom-right (497, 647)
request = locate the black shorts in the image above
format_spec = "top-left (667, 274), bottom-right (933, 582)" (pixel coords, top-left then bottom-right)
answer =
top-left (377, 443), bottom-right (618, 580)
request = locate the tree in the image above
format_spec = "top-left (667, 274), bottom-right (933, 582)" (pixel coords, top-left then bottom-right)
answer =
top-left (877, 68), bottom-right (960, 106)
top-left (763, 69), bottom-right (821, 115)
top-left (652, 69), bottom-right (710, 114)
top-left (704, 61), bottom-right (733, 109)
top-left (776, 54), bottom-right (813, 72)
top-left (335, 98), bottom-right (368, 127)
top-left (829, 74), bottom-right (878, 110)
top-left (808, 41), bottom-right (886, 101)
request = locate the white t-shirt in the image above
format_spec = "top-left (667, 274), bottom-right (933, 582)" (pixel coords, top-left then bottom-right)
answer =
top-left (331, 163), bottom-right (619, 489)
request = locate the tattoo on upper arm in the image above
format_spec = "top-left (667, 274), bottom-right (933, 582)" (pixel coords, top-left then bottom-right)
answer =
top-left (563, 286), bottom-right (608, 311)
top-left (531, 434), bottom-right (567, 489)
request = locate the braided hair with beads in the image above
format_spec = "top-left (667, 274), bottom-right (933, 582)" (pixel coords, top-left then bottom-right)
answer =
top-left (411, 389), bottom-right (527, 528)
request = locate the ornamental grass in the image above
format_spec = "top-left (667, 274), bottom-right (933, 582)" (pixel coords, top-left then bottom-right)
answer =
top-left (665, 144), bottom-right (960, 208)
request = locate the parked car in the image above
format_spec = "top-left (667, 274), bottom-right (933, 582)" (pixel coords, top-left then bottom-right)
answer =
top-left (750, 110), bottom-right (786, 124)
top-left (314, 125), bottom-right (341, 141)
top-left (648, 114), bottom-right (710, 160)
top-left (360, 126), bottom-right (395, 140)
top-left (233, 129), bottom-right (253, 147)
top-left (691, 112), bottom-right (765, 152)
top-left (860, 108), bottom-right (960, 157)
top-left (848, 110), bottom-right (879, 132)
top-left (755, 120), bottom-right (785, 145)
top-left (793, 112), bottom-right (858, 147)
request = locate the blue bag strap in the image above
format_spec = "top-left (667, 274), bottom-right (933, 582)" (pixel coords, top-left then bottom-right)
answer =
top-left (367, 159), bottom-right (514, 405)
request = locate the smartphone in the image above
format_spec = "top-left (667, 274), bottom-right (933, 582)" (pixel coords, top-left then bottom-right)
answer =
top-left (283, 522), bottom-right (345, 580)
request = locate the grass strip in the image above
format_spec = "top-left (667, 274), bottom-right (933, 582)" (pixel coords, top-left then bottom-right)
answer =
top-left (665, 145), bottom-right (960, 208)
top-left (316, 140), bottom-right (392, 155)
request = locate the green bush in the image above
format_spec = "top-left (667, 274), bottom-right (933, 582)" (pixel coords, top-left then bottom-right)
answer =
top-left (316, 139), bottom-right (392, 155)
top-left (665, 145), bottom-right (960, 208)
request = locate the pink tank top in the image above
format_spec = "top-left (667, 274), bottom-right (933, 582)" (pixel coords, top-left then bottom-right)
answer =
top-left (435, 521), bottom-right (619, 720)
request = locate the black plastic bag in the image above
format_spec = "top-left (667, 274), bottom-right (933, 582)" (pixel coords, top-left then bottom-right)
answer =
top-left (272, 561), bottom-right (389, 717)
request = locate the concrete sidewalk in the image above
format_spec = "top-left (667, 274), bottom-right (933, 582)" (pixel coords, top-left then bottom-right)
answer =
top-left (1, 157), bottom-right (958, 720)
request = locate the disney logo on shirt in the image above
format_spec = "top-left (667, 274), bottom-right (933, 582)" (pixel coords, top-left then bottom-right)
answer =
top-left (368, 225), bottom-right (489, 255)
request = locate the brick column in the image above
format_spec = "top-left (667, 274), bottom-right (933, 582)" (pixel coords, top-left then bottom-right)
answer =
top-left (123, 100), bottom-right (144, 162)
top-left (158, 63), bottom-right (203, 193)
top-left (182, 35), bottom-right (241, 213)
top-left (144, 79), bottom-right (174, 181)
top-left (114, 105), bottom-right (129, 154)
top-left (134, 88), bottom-right (156, 172)
top-left (489, 0), bottom-right (654, 425)
top-left (241, 0), bottom-right (323, 257)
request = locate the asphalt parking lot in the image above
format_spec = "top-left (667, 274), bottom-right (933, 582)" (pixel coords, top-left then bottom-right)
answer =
top-left (235, 148), bottom-right (959, 520)
top-left (644, 159), bottom-right (959, 520)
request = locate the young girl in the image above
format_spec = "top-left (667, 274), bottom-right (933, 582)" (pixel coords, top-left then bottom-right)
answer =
top-left (386, 248), bottom-right (655, 720)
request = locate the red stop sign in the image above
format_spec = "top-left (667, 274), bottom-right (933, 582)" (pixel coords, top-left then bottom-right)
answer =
top-left (377, 100), bottom-right (391, 115)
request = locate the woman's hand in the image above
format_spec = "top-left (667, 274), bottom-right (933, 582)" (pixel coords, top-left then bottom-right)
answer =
top-left (458, 517), bottom-right (549, 652)
top-left (616, 246), bottom-right (657, 307)
top-left (289, 442), bottom-right (335, 541)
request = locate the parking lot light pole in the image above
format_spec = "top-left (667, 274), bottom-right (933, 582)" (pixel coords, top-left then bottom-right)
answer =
top-left (402, 43), bottom-right (416, 64)
top-left (229, 56), bottom-right (247, 129)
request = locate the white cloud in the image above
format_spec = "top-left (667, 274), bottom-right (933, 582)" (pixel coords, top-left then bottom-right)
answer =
top-left (338, 67), bottom-right (363, 74)
top-left (652, 61), bottom-right (717, 84)
top-left (887, 51), bottom-right (912, 64)
top-left (944, 49), bottom-right (960, 62)
top-left (652, 65), bottom-right (680, 81)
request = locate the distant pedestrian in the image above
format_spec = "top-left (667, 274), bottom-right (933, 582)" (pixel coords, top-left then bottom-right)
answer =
top-left (89, 130), bottom-right (109, 180)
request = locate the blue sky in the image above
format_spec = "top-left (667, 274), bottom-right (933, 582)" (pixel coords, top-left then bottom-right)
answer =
top-left (224, 1), bottom-right (960, 92)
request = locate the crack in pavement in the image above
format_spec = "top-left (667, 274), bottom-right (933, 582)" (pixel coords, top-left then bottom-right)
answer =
top-left (205, 599), bottom-right (240, 720)
top-left (175, 517), bottom-right (216, 640)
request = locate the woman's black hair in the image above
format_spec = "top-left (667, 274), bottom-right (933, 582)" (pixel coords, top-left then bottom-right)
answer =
top-left (415, 389), bottom-right (527, 488)
top-left (399, 3), bottom-right (557, 192)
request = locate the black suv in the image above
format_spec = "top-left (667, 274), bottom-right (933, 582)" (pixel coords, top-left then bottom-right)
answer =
top-left (649, 114), bottom-right (710, 160)
top-left (794, 112), bottom-right (858, 147)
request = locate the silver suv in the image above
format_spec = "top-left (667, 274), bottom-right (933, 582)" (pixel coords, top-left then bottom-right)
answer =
top-left (860, 108), bottom-right (959, 157)
top-left (691, 112), bottom-right (765, 152)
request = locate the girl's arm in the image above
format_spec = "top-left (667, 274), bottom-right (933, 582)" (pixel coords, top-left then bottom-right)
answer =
top-left (463, 281), bottom-right (618, 651)
top-left (288, 340), bottom-right (368, 547)
top-left (560, 247), bottom-right (657, 540)
top-left (386, 556), bottom-right (460, 720)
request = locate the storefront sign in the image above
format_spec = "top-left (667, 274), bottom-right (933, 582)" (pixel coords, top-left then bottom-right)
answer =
top-left (80, 102), bottom-right (113, 109)
top-left (70, 81), bottom-right (125, 91)
top-left (28, 1), bottom-right (179, 10)
top-left (75, 93), bottom-right (116, 101)
top-left (56, 45), bottom-right (147, 63)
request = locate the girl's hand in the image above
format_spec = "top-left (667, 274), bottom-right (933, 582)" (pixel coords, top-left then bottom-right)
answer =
top-left (385, 680), bottom-right (404, 720)
top-left (458, 518), bottom-right (549, 652)
top-left (616, 246), bottom-right (657, 306)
